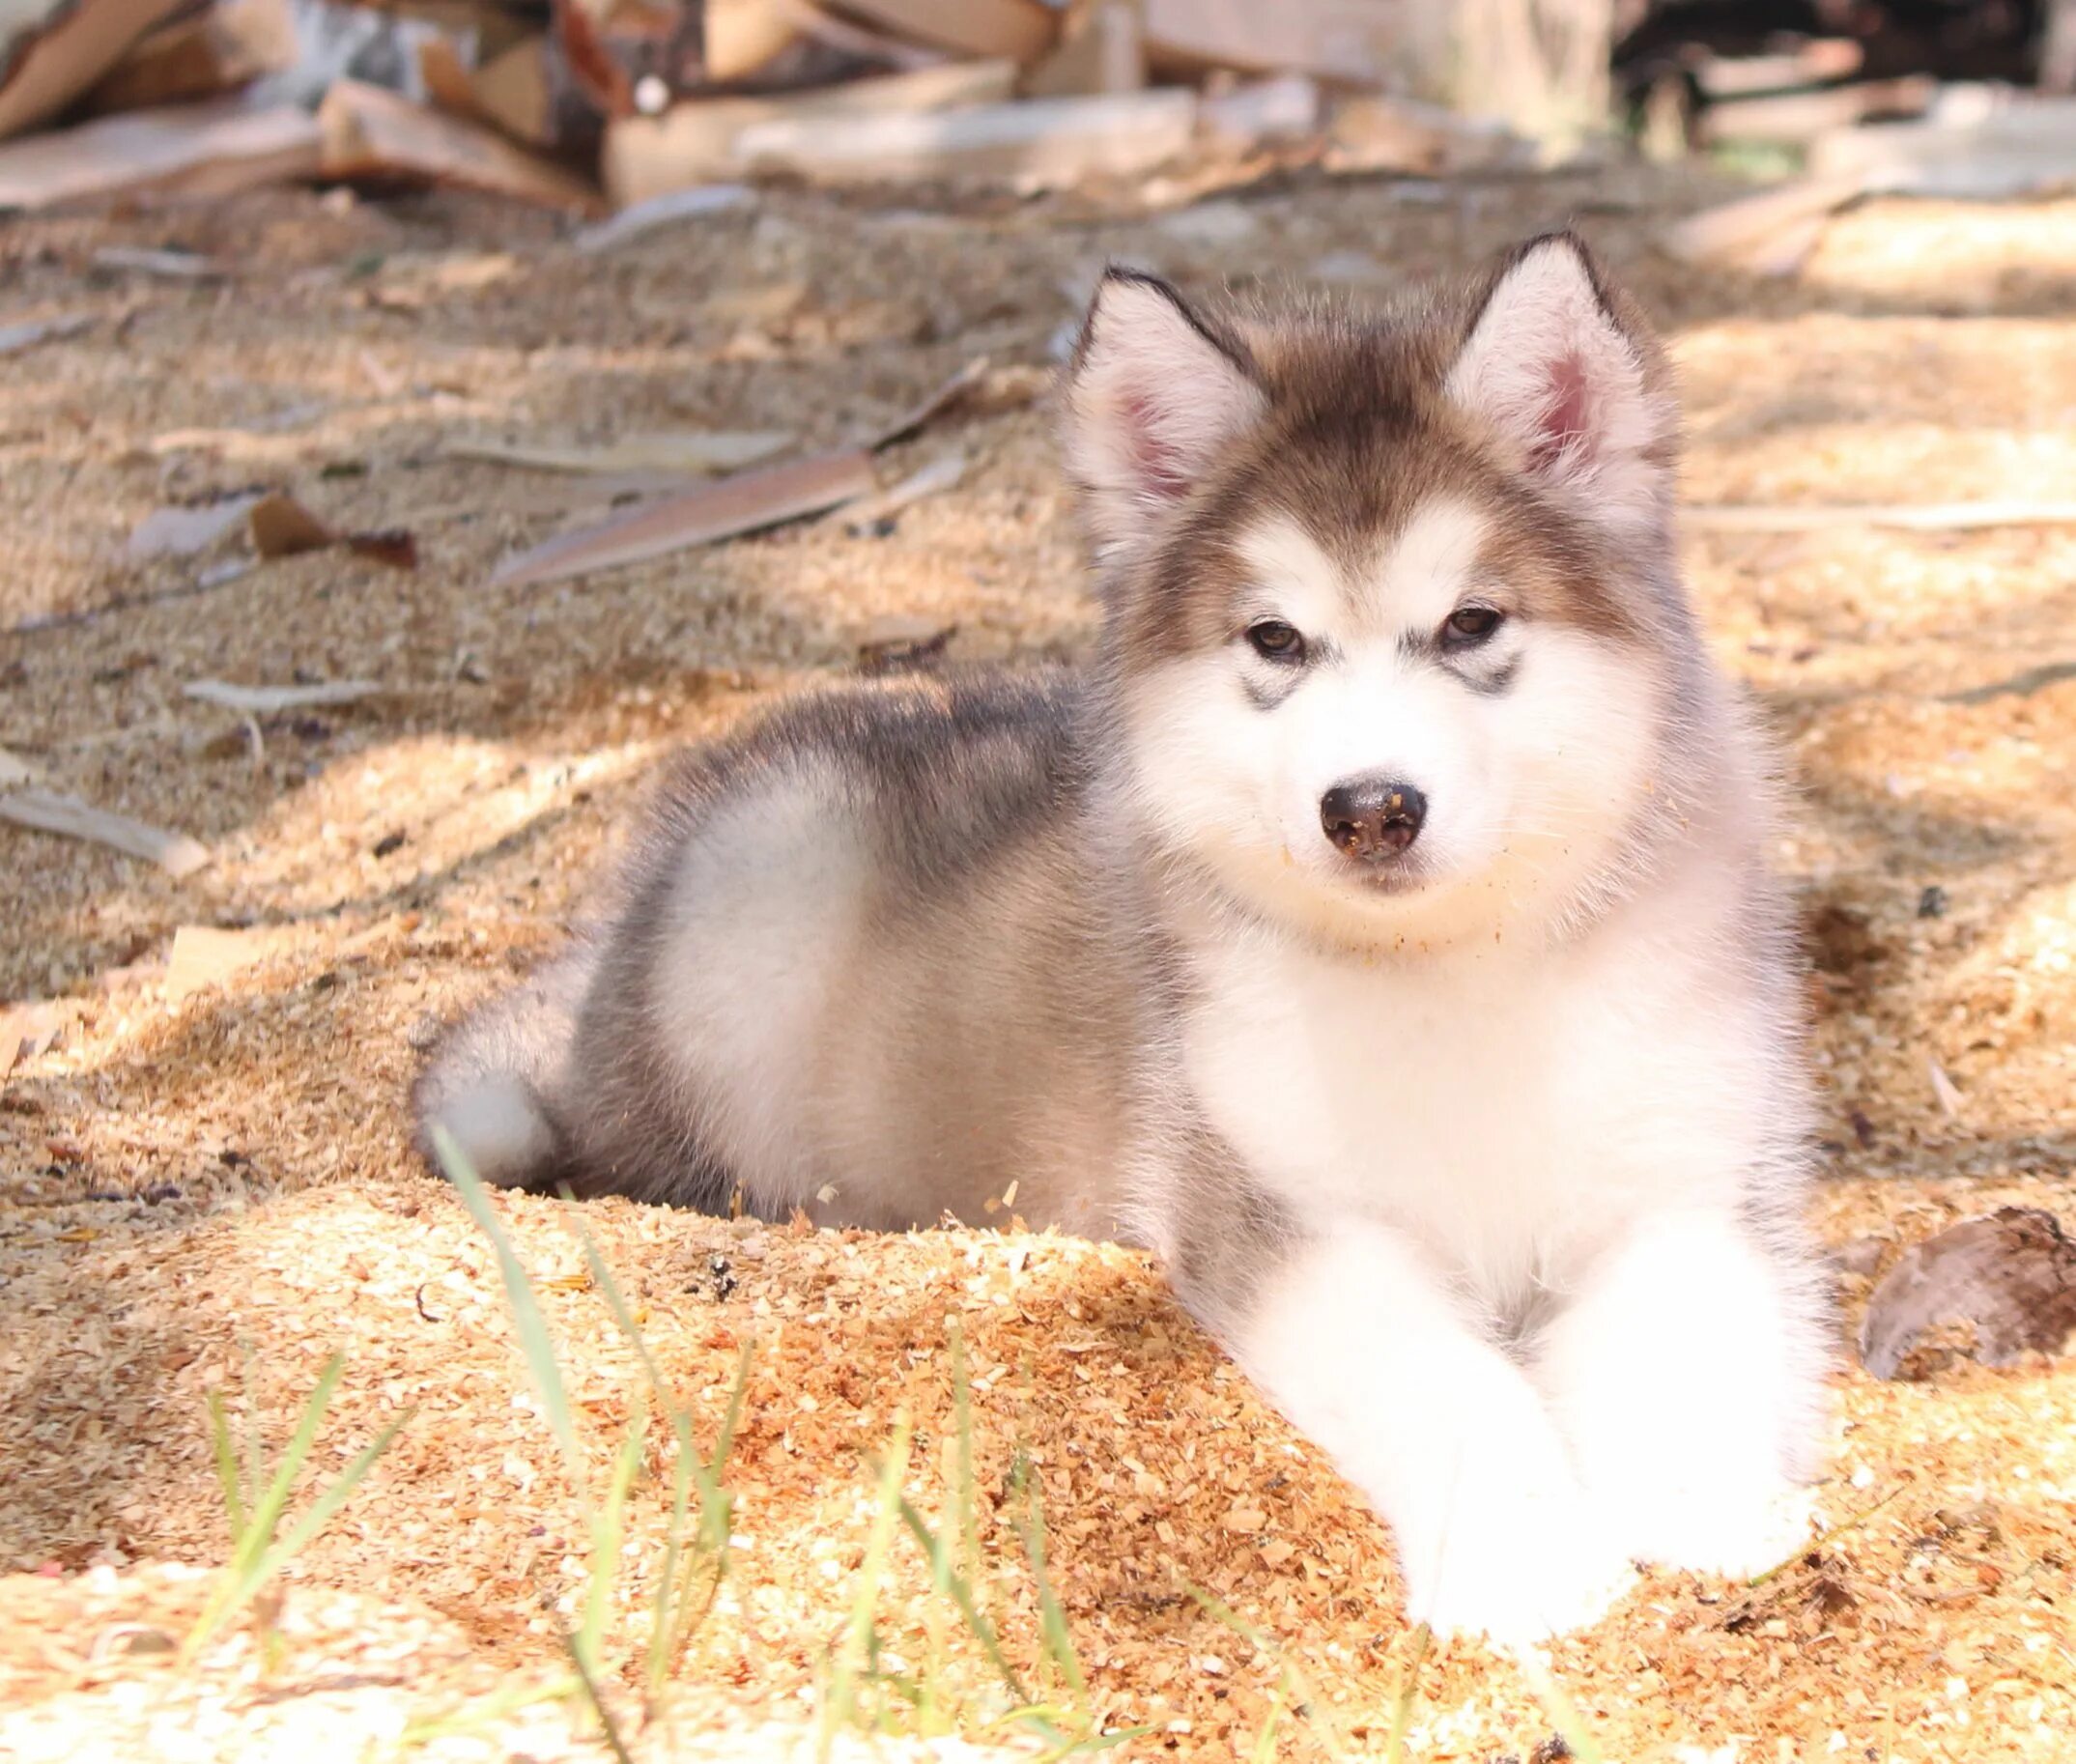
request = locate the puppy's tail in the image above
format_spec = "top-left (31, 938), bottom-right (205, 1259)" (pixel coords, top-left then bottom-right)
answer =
top-left (412, 943), bottom-right (596, 1191)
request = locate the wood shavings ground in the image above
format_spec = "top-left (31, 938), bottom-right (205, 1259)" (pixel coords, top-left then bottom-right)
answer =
top-left (1, 173), bottom-right (2073, 1763)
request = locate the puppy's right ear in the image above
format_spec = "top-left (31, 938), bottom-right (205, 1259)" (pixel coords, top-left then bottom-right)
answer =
top-left (1062, 270), bottom-right (1266, 564)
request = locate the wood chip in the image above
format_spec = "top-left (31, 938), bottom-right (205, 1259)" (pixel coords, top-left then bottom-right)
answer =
top-left (0, 747), bottom-right (36, 788)
top-left (0, 313), bottom-right (92, 356)
top-left (318, 79), bottom-right (602, 214)
top-left (0, 787), bottom-right (210, 876)
top-left (248, 492), bottom-right (334, 558)
top-left (0, 999), bottom-right (66, 1073)
top-left (166, 925), bottom-right (289, 1004)
top-left (1927, 1056), bottom-right (1965, 1119)
top-left (489, 449), bottom-right (878, 590)
top-left (127, 493), bottom-right (263, 562)
top-left (184, 679), bottom-right (383, 716)
top-left (1861, 1209), bottom-right (2076, 1379)
top-left (569, 183), bottom-right (753, 255)
top-left (444, 431), bottom-right (793, 475)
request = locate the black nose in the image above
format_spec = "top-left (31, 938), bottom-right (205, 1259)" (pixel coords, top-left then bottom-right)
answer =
top-left (1321, 777), bottom-right (1426, 861)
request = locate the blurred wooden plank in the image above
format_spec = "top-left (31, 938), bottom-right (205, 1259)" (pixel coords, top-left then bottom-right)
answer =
top-left (733, 88), bottom-right (1197, 186)
top-left (1699, 75), bottom-right (1935, 147)
top-left (1658, 172), bottom-right (1867, 268)
top-left (0, 0), bottom-right (187, 141)
top-left (1140, 0), bottom-right (1397, 85)
top-left (81, 0), bottom-right (296, 115)
top-left (828, 0), bottom-right (1057, 63)
top-left (602, 58), bottom-right (1015, 204)
top-left (0, 99), bottom-right (320, 210)
top-left (1023, 0), bottom-right (1144, 97)
top-left (318, 78), bottom-right (602, 213)
top-left (1692, 41), bottom-right (1863, 99)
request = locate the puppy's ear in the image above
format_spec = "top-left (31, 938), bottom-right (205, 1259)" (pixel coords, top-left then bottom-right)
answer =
top-left (1445, 233), bottom-right (1675, 532)
top-left (1062, 270), bottom-right (1266, 563)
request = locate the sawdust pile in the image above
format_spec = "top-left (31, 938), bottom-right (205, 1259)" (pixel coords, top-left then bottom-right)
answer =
top-left (1, 167), bottom-right (2072, 1760)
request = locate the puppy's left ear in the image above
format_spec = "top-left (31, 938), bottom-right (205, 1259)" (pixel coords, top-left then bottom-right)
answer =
top-left (1445, 233), bottom-right (1675, 531)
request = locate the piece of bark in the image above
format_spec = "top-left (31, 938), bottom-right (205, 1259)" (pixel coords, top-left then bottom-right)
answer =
top-left (1942, 660), bottom-right (2076, 706)
top-left (827, 0), bottom-right (1057, 62)
top-left (184, 678), bottom-right (382, 716)
top-left (444, 430), bottom-right (792, 474)
top-left (467, 36), bottom-right (564, 148)
top-left (318, 78), bottom-right (602, 213)
top-left (1658, 172), bottom-right (1868, 269)
top-left (601, 60), bottom-right (1016, 204)
top-left (490, 449), bottom-right (877, 589)
top-left (1021, 0), bottom-right (1142, 97)
top-left (1860, 1209), bottom-right (2076, 1380)
top-left (249, 492), bottom-right (334, 558)
top-left (0, 787), bottom-right (211, 877)
top-left (93, 245), bottom-right (227, 279)
top-left (0, 99), bottom-right (322, 211)
top-left (81, 0), bottom-right (297, 115)
top-left (1140, 0), bottom-right (1396, 85)
top-left (856, 612), bottom-right (956, 673)
top-left (1699, 77), bottom-right (1937, 148)
top-left (0, 313), bottom-right (92, 356)
top-left (734, 87), bottom-right (1196, 187)
top-left (1682, 500), bottom-right (2076, 534)
top-left (0, 0), bottom-right (188, 142)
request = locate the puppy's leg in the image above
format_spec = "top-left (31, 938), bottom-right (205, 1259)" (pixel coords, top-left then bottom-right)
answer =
top-left (1231, 1221), bottom-right (1629, 1643)
top-left (1536, 1208), bottom-right (1832, 1578)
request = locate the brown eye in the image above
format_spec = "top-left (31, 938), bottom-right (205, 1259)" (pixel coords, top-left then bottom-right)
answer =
top-left (1247, 620), bottom-right (1306, 662)
top-left (1444, 605), bottom-right (1503, 645)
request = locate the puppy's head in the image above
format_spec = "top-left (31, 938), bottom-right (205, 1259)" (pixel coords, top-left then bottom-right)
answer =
top-left (1063, 234), bottom-right (1692, 952)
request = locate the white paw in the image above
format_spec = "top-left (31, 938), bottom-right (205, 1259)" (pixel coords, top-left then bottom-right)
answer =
top-left (1607, 1478), bottom-right (1817, 1582)
top-left (1389, 1424), bottom-right (1632, 1646)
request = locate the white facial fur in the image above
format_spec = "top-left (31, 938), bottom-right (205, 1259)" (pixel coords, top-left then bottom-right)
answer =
top-left (1123, 498), bottom-right (1664, 951)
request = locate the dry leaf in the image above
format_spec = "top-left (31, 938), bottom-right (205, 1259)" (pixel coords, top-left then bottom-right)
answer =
top-left (127, 493), bottom-right (263, 563)
top-left (1860, 1209), bottom-right (2076, 1380)
top-left (248, 492), bottom-right (334, 558)
top-left (839, 450), bottom-right (966, 533)
top-left (490, 449), bottom-right (877, 590)
top-left (1927, 1056), bottom-right (1964, 1118)
top-left (445, 431), bottom-right (793, 476)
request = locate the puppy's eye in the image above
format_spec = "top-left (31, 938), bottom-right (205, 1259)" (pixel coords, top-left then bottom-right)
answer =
top-left (1247, 620), bottom-right (1306, 662)
top-left (1443, 606), bottom-right (1504, 645)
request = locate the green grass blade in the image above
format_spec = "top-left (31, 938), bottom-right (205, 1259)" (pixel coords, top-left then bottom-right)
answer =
top-left (206, 1388), bottom-right (247, 1547)
top-left (1181, 1582), bottom-right (1347, 1763)
top-left (234, 1351), bottom-right (345, 1577)
top-left (1011, 1451), bottom-right (1086, 1711)
top-left (1382, 1621), bottom-right (1430, 1764)
top-left (579, 1412), bottom-right (647, 1675)
top-left (1519, 1659), bottom-right (1607, 1764)
top-left (435, 1126), bottom-right (586, 1494)
top-left (824, 1417), bottom-right (912, 1754)
top-left (561, 1626), bottom-right (636, 1764)
top-left (896, 1495), bottom-right (1029, 1705)
top-left (647, 1414), bottom-right (697, 1700)
top-left (225, 1406), bottom-right (414, 1627)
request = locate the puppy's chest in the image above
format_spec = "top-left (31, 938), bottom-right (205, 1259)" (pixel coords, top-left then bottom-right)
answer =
top-left (1180, 940), bottom-right (1697, 1257)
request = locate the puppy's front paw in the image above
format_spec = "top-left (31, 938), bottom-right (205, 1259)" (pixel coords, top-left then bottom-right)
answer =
top-left (1605, 1476), bottom-right (1817, 1583)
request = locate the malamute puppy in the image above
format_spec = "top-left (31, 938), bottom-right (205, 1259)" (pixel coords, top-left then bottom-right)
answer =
top-left (418, 234), bottom-right (1832, 1643)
